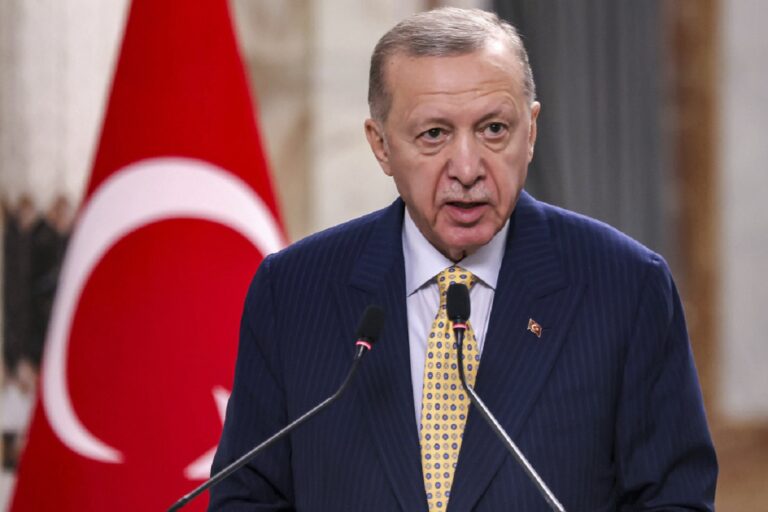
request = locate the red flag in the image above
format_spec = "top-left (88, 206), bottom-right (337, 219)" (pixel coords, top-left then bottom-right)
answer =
top-left (11, 1), bottom-right (286, 510)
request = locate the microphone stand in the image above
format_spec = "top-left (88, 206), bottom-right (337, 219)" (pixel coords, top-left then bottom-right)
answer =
top-left (453, 323), bottom-right (566, 512)
top-left (168, 343), bottom-right (372, 511)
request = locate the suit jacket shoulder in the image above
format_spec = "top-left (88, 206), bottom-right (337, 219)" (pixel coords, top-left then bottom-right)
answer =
top-left (537, 197), bottom-right (666, 278)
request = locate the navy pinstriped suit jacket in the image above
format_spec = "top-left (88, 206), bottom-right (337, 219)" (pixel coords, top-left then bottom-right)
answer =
top-left (209, 191), bottom-right (717, 511)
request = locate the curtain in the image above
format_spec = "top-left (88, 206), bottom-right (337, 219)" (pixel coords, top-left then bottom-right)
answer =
top-left (494, 0), bottom-right (667, 253)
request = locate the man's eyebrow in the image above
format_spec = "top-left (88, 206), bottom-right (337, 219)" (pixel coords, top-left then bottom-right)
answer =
top-left (409, 105), bottom-right (518, 128)
top-left (411, 116), bottom-right (453, 127)
top-left (475, 108), bottom-right (517, 125)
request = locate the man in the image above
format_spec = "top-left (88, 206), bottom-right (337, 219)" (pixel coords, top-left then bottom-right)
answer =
top-left (210, 8), bottom-right (717, 511)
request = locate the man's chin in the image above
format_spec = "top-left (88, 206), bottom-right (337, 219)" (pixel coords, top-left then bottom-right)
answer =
top-left (437, 232), bottom-right (495, 261)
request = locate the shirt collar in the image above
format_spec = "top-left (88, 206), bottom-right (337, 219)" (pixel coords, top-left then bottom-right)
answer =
top-left (402, 208), bottom-right (509, 295)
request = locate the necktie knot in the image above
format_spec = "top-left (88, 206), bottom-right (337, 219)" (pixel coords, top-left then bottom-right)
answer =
top-left (437, 266), bottom-right (476, 299)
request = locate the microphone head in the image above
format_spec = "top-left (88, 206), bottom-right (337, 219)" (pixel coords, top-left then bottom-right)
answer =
top-left (355, 305), bottom-right (385, 345)
top-left (447, 283), bottom-right (470, 323)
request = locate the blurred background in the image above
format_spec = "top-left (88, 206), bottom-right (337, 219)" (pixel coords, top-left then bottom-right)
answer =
top-left (0, 0), bottom-right (765, 509)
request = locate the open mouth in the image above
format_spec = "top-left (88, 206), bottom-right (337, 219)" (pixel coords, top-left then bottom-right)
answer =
top-left (444, 201), bottom-right (488, 224)
top-left (447, 201), bottom-right (484, 209)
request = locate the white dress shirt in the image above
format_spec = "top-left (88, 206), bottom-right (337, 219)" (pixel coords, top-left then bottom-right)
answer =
top-left (402, 209), bottom-right (509, 429)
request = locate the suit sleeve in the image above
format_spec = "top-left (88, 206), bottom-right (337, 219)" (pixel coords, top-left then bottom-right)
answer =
top-left (208, 256), bottom-right (295, 511)
top-left (615, 254), bottom-right (717, 511)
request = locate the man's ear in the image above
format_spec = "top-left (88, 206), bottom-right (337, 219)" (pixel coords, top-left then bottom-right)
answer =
top-left (364, 118), bottom-right (392, 176)
top-left (527, 101), bottom-right (541, 163)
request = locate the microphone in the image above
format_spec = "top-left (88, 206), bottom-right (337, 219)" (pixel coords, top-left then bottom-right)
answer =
top-left (447, 284), bottom-right (566, 512)
top-left (168, 305), bottom-right (385, 512)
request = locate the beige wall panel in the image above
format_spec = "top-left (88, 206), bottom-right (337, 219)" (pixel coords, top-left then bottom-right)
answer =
top-left (0, 0), bottom-right (129, 208)
top-left (719, 0), bottom-right (768, 421)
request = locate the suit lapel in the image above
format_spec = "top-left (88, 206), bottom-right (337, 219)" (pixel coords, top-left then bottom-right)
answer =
top-left (448, 192), bottom-right (586, 511)
top-left (335, 199), bottom-right (427, 511)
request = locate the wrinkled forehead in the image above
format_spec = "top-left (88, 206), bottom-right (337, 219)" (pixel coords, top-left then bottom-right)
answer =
top-left (382, 40), bottom-right (526, 99)
top-left (382, 46), bottom-right (527, 116)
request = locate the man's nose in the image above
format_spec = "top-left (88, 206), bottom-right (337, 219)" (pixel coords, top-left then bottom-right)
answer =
top-left (447, 131), bottom-right (484, 186)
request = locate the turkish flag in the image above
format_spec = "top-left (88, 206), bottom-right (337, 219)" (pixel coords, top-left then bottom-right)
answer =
top-left (10, 1), bottom-right (286, 510)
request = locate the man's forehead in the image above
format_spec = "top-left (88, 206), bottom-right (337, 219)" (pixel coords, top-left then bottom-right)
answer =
top-left (383, 47), bottom-right (525, 106)
top-left (385, 43), bottom-right (522, 83)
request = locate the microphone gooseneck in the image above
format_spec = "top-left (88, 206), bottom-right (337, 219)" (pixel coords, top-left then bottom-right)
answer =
top-left (446, 284), bottom-right (566, 512)
top-left (168, 305), bottom-right (385, 512)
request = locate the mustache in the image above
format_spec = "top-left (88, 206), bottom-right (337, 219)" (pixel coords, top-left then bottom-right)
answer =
top-left (438, 183), bottom-right (492, 204)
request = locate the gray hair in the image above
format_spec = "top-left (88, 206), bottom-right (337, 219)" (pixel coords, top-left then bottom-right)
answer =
top-left (368, 7), bottom-right (536, 121)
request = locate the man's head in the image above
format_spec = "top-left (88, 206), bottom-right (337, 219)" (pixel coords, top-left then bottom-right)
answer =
top-left (365, 8), bottom-right (540, 261)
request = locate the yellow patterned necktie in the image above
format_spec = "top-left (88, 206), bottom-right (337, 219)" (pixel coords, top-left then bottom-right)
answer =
top-left (419, 266), bottom-right (480, 511)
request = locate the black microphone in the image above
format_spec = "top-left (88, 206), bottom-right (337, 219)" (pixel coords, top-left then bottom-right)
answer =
top-left (447, 284), bottom-right (566, 512)
top-left (168, 305), bottom-right (385, 512)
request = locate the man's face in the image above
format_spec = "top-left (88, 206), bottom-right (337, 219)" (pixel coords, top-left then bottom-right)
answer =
top-left (365, 42), bottom-right (540, 261)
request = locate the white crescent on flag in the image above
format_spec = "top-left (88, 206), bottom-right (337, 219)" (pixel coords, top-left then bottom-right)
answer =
top-left (41, 157), bottom-right (286, 463)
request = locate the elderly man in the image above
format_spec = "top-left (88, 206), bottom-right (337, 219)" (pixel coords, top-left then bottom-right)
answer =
top-left (210, 8), bottom-right (717, 511)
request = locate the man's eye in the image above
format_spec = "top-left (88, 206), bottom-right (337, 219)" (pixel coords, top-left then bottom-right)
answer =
top-left (484, 122), bottom-right (507, 137)
top-left (422, 128), bottom-right (444, 140)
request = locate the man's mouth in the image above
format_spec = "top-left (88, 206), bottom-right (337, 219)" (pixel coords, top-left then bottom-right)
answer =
top-left (447, 201), bottom-right (485, 209)
top-left (444, 201), bottom-right (488, 224)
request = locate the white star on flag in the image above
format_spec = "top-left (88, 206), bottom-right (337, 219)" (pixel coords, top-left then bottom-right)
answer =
top-left (183, 386), bottom-right (231, 480)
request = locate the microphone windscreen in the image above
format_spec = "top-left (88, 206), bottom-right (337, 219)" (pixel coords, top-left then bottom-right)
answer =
top-left (355, 305), bottom-right (385, 344)
top-left (447, 283), bottom-right (470, 322)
